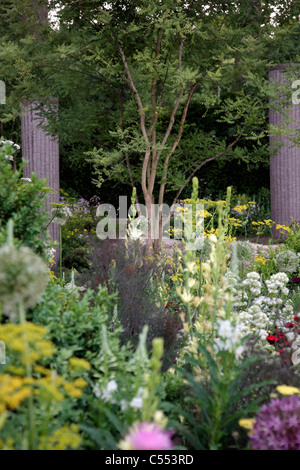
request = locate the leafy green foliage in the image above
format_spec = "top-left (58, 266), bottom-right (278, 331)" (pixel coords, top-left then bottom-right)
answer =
top-left (0, 142), bottom-right (50, 256)
top-left (285, 219), bottom-right (300, 253)
top-left (171, 335), bottom-right (274, 450)
top-left (1, 0), bottom-right (298, 215)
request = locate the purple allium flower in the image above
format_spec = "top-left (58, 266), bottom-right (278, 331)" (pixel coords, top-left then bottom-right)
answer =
top-left (119, 422), bottom-right (174, 450)
top-left (250, 395), bottom-right (300, 450)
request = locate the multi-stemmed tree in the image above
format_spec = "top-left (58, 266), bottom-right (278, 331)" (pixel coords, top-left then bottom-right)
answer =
top-left (0, 0), bottom-right (299, 250)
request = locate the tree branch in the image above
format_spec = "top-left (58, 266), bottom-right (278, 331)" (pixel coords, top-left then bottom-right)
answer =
top-left (172, 132), bottom-right (243, 206)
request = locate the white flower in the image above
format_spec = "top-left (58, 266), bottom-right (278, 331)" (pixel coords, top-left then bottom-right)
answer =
top-left (130, 397), bottom-right (143, 409)
top-left (94, 379), bottom-right (118, 403)
top-left (21, 177), bottom-right (32, 183)
top-left (215, 319), bottom-right (243, 357)
top-left (129, 387), bottom-right (144, 409)
top-left (52, 205), bottom-right (71, 225)
top-left (286, 332), bottom-right (295, 342)
top-left (45, 245), bottom-right (56, 260)
top-left (217, 320), bottom-right (233, 339)
top-left (0, 244), bottom-right (49, 320)
top-left (107, 380), bottom-right (118, 393)
top-left (235, 345), bottom-right (245, 360)
top-left (128, 216), bottom-right (149, 240)
top-left (128, 226), bottom-right (144, 240)
top-left (93, 383), bottom-right (101, 398)
top-left (120, 400), bottom-right (128, 411)
top-left (208, 234), bottom-right (217, 244)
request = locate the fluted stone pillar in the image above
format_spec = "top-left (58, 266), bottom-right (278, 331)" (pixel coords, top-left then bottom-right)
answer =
top-left (269, 65), bottom-right (300, 238)
top-left (21, 100), bottom-right (60, 265)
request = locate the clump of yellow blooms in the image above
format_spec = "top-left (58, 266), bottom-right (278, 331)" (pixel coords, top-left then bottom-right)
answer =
top-left (0, 319), bottom-right (89, 448)
top-left (275, 224), bottom-right (290, 232)
top-left (39, 424), bottom-right (82, 450)
top-left (69, 357), bottom-right (92, 371)
top-left (0, 375), bottom-right (32, 412)
top-left (276, 385), bottom-right (300, 396)
top-left (255, 255), bottom-right (267, 265)
top-left (0, 323), bottom-right (54, 365)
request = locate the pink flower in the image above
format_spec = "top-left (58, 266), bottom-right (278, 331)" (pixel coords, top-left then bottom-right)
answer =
top-left (119, 422), bottom-right (174, 450)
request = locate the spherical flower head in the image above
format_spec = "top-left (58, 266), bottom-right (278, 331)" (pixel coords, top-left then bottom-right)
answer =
top-left (249, 395), bottom-right (300, 450)
top-left (194, 235), bottom-right (212, 261)
top-left (52, 205), bottom-right (71, 226)
top-left (275, 250), bottom-right (299, 274)
top-left (235, 241), bottom-right (255, 268)
top-left (119, 422), bottom-right (174, 451)
top-left (0, 244), bottom-right (49, 320)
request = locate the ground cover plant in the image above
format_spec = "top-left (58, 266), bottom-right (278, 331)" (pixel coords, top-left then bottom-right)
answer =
top-left (1, 144), bottom-right (300, 450)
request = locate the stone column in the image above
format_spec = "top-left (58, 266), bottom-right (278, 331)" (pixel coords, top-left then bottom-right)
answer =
top-left (21, 100), bottom-right (60, 264)
top-left (269, 64), bottom-right (300, 238)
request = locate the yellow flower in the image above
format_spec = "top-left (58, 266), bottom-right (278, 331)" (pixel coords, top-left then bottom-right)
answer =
top-left (203, 210), bottom-right (212, 218)
top-left (63, 382), bottom-right (83, 398)
top-left (255, 256), bottom-right (266, 265)
top-left (34, 365), bottom-right (51, 376)
top-left (264, 219), bottom-right (273, 226)
top-left (0, 375), bottom-right (32, 411)
top-left (192, 297), bottom-right (202, 307)
top-left (5, 387), bottom-right (31, 409)
top-left (233, 204), bottom-right (248, 214)
top-left (39, 424), bottom-right (81, 450)
top-left (180, 288), bottom-right (194, 304)
top-left (73, 378), bottom-right (87, 389)
top-left (275, 224), bottom-right (290, 232)
top-left (188, 279), bottom-right (197, 289)
top-left (239, 418), bottom-right (256, 430)
top-left (69, 357), bottom-right (91, 371)
top-left (276, 385), bottom-right (300, 396)
top-left (187, 262), bottom-right (197, 274)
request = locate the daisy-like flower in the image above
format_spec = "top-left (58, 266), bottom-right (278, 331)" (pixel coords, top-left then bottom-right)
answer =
top-left (119, 422), bottom-right (174, 450)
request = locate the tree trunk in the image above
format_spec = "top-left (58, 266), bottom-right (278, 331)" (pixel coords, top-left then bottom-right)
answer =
top-left (21, 99), bottom-right (60, 265)
top-left (269, 64), bottom-right (300, 238)
top-left (21, 1), bottom-right (60, 266)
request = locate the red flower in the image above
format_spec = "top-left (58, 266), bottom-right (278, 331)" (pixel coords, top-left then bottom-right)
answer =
top-left (279, 349), bottom-right (284, 355)
top-left (285, 323), bottom-right (294, 328)
top-left (267, 335), bottom-right (279, 344)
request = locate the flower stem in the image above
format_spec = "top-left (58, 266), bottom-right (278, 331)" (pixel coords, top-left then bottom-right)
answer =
top-left (60, 226), bottom-right (62, 278)
top-left (19, 302), bottom-right (36, 450)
